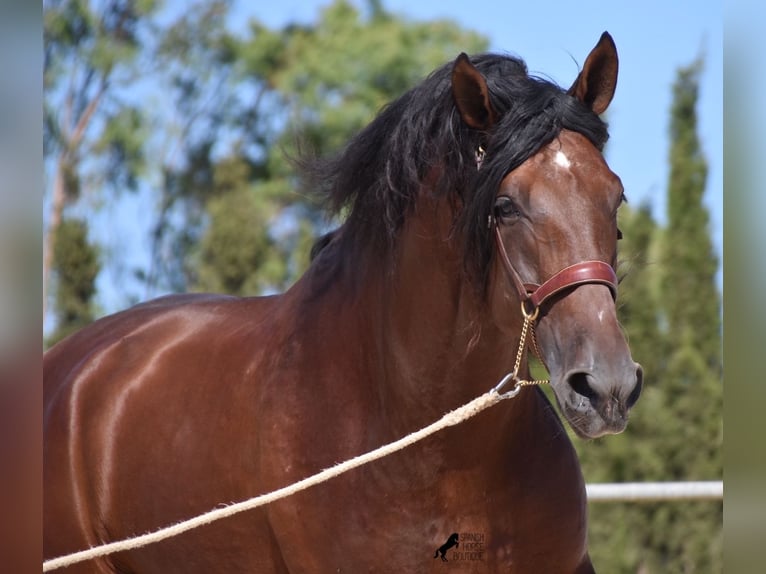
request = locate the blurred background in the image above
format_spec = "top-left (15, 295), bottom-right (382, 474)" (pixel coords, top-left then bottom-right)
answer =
top-left (41, 0), bottom-right (723, 571)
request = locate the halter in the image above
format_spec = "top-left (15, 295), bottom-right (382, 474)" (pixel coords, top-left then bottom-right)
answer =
top-left (490, 222), bottom-right (618, 397)
top-left (477, 140), bottom-right (618, 396)
top-left (493, 224), bottom-right (618, 315)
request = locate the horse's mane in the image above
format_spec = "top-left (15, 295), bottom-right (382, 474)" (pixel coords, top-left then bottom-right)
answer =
top-left (303, 53), bottom-right (609, 290)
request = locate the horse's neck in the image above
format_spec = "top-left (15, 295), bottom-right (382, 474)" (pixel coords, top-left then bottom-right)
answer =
top-left (372, 202), bottom-right (527, 431)
top-left (287, 199), bottom-right (540, 470)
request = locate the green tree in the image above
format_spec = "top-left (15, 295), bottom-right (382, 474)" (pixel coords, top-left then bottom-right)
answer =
top-left (662, 58), bottom-right (721, 370)
top-left (194, 158), bottom-right (285, 295)
top-left (47, 218), bottom-right (100, 346)
top-left (142, 0), bottom-right (239, 294)
top-left (646, 57), bottom-right (722, 573)
top-left (43, 0), bottom-right (157, 330)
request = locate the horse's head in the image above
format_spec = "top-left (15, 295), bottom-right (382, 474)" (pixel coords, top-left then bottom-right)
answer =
top-left (452, 33), bottom-right (643, 438)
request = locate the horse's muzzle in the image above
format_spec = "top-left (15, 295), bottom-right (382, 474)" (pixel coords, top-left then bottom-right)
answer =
top-left (559, 362), bottom-right (643, 438)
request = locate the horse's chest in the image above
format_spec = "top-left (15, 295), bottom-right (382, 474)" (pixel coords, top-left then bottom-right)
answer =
top-left (267, 460), bottom-right (584, 573)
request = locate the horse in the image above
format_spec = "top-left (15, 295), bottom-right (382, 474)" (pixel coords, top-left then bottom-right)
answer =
top-left (434, 533), bottom-right (460, 561)
top-left (44, 32), bottom-right (643, 573)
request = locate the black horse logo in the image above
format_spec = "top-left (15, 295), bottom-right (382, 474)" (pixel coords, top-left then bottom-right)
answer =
top-left (434, 532), bottom-right (459, 562)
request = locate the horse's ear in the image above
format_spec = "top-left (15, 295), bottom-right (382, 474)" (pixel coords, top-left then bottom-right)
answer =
top-left (451, 53), bottom-right (497, 130)
top-left (568, 32), bottom-right (618, 115)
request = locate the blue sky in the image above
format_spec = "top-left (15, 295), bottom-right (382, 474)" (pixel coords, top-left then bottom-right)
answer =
top-left (87, 0), bottom-right (722, 319)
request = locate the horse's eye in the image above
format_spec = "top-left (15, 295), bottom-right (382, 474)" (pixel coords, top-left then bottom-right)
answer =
top-left (494, 196), bottom-right (520, 220)
top-left (617, 228), bottom-right (623, 240)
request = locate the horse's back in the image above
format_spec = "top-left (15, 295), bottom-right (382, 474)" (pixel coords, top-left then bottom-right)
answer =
top-left (43, 292), bottom-right (290, 572)
top-left (45, 292), bottom-right (278, 395)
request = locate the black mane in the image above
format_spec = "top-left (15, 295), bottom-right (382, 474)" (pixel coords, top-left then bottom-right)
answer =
top-left (304, 52), bottom-right (609, 289)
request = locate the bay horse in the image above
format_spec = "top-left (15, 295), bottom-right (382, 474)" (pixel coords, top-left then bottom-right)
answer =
top-left (44, 33), bottom-right (643, 573)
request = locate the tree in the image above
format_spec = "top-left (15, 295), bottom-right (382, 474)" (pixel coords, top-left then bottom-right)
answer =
top-left (194, 159), bottom-right (285, 295)
top-left (662, 58), bottom-right (721, 370)
top-left (47, 218), bottom-right (100, 346)
top-left (647, 57), bottom-right (722, 573)
top-left (141, 0), bottom-right (239, 294)
top-left (43, 0), bottom-right (158, 329)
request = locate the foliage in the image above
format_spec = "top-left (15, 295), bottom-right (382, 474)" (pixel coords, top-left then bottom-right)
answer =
top-left (43, 0), bottom-right (155, 196)
top-left (195, 184), bottom-right (285, 295)
top-left (662, 59), bottom-right (721, 370)
top-left (135, 0), bottom-right (238, 293)
top-left (43, 0), bottom-right (159, 333)
top-left (47, 218), bottom-right (100, 346)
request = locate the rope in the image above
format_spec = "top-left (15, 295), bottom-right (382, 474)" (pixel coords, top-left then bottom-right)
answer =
top-left (43, 389), bottom-right (510, 571)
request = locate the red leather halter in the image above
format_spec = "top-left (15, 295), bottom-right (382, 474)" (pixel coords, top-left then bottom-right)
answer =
top-left (493, 224), bottom-right (618, 316)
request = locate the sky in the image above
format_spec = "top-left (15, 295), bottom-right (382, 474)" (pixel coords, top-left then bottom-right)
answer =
top-left (87, 0), bottom-right (723, 319)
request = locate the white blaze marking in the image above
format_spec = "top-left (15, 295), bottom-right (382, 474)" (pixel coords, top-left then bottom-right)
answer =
top-left (554, 150), bottom-right (571, 169)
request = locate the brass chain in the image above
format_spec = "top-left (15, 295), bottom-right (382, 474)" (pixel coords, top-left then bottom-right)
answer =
top-left (492, 302), bottom-right (549, 398)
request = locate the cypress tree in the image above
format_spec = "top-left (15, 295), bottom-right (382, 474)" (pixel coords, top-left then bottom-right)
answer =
top-left (662, 59), bottom-right (721, 369)
top-left (47, 218), bottom-right (100, 347)
top-left (650, 58), bottom-right (722, 573)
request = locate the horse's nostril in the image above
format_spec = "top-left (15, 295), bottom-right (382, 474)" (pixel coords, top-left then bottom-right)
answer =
top-left (567, 372), bottom-right (598, 403)
top-left (626, 364), bottom-right (644, 409)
